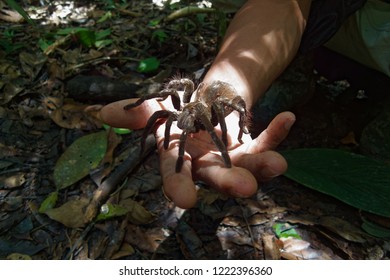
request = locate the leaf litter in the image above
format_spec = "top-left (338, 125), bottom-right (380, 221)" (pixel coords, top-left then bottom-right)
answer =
top-left (0, 0), bottom-right (389, 260)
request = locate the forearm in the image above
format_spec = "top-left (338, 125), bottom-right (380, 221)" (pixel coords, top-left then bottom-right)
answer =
top-left (204, 0), bottom-right (311, 109)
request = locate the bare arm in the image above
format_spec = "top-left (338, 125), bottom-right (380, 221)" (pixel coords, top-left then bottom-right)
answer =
top-left (204, 0), bottom-right (311, 108)
top-left (100, 0), bottom-right (312, 208)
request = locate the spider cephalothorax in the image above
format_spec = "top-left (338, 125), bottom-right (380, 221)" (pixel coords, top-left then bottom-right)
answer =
top-left (124, 78), bottom-right (249, 172)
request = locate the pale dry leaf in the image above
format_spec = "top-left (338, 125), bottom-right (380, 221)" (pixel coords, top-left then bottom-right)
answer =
top-left (45, 198), bottom-right (90, 228)
top-left (120, 198), bottom-right (155, 225)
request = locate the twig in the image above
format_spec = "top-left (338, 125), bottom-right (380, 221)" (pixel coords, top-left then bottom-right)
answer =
top-left (237, 199), bottom-right (260, 259)
top-left (84, 134), bottom-right (156, 223)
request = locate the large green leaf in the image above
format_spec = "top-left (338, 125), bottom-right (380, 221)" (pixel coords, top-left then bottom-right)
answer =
top-left (53, 131), bottom-right (107, 190)
top-left (280, 148), bottom-right (390, 217)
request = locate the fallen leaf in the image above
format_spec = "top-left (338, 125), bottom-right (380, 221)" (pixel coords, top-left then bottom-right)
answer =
top-left (120, 198), bottom-right (154, 225)
top-left (111, 243), bottom-right (135, 259)
top-left (45, 198), bottom-right (89, 228)
top-left (319, 216), bottom-right (368, 243)
top-left (53, 130), bottom-right (107, 189)
top-left (124, 224), bottom-right (164, 253)
top-left (262, 233), bottom-right (281, 260)
top-left (340, 131), bottom-right (358, 146)
top-left (0, 172), bottom-right (26, 188)
top-left (45, 98), bottom-right (103, 130)
top-left (38, 191), bottom-right (59, 213)
top-left (19, 51), bottom-right (47, 80)
top-left (6, 253), bottom-right (32, 260)
top-left (96, 203), bottom-right (129, 222)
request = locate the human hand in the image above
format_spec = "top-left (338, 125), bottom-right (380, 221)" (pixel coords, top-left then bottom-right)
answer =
top-left (100, 97), bottom-right (295, 209)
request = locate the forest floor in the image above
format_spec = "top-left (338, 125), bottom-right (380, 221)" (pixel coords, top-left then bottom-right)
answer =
top-left (0, 0), bottom-right (389, 260)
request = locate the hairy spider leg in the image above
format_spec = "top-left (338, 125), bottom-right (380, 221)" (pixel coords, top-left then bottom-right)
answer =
top-left (173, 78), bottom-right (195, 104)
top-left (189, 82), bottom-right (206, 104)
top-left (164, 112), bottom-right (179, 149)
top-left (123, 89), bottom-right (181, 111)
top-left (175, 130), bottom-right (188, 173)
top-left (195, 104), bottom-right (232, 169)
top-left (140, 110), bottom-right (172, 156)
top-left (218, 96), bottom-right (249, 144)
top-left (212, 103), bottom-right (228, 147)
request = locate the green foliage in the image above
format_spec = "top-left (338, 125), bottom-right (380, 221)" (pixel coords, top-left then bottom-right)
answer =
top-left (361, 218), bottom-right (390, 238)
top-left (152, 29), bottom-right (169, 43)
top-left (273, 223), bottom-right (302, 239)
top-left (137, 57), bottom-right (160, 73)
top-left (281, 148), bottom-right (390, 217)
top-left (38, 28), bottom-right (112, 52)
top-left (96, 203), bottom-right (129, 222)
top-left (53, 131), bottom-right (108, 190)
top-left (102, 124), bottom-right (132, 135)
top-left (0, 28), bottom-right (26, 55)
top-left (38, 191), bottom-right (59, 213)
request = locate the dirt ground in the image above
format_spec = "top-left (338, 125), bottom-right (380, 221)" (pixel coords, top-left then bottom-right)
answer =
top-left (0, 0), bottom-right (389, 260)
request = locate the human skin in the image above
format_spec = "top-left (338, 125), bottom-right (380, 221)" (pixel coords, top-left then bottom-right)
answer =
top-left (100, 0), bottom-right (312, 208)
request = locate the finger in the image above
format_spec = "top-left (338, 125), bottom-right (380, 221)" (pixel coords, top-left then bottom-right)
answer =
top-left (156, 127), bottom-right (198, 209)
top-left (99, 99), bottom-right (161, 129)
top-left (233, 150), bottom-right (287, 182)
top-left (248, 111), bottom-right (295, 154)
top-left (193, 153), bottom-right (258, 198)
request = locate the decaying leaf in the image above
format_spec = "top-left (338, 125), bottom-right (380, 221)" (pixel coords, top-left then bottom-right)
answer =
top-left (319, 216), bottom-right (368, 243)
top-left (19, 51), bottom-right (47, 80)
top-left (0, 82), bottom-right (24, 104)
top-left (279, 237), bottom-right (327, 260)
top-left (43, 97), bottom-right (103, 130)
top-left (120, 198), bottom-right (154, 225)
top-left (6, 253), bottom-right (32, 260)
top-left (53, 130), bottom-right (107, 189)
top-left (125, 224), bottom-right (165, 253)
top-left (45, 198), bottom-right (89, 228)
top-left (0, 172), bottom-right (26, 188)
top-left (262, 233), bottom-right (282, 260)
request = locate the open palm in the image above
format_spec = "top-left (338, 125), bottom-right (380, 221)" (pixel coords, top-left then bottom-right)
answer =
top-left (100, 97), bottom-right (295, 208)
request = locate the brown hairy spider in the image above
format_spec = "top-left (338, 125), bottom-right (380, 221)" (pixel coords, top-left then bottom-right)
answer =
top-left (124, 78), bottom-right (249, 172)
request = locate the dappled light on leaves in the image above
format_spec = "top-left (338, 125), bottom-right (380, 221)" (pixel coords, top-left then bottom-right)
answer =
top-left (1, 0), bottom-right (389, 260)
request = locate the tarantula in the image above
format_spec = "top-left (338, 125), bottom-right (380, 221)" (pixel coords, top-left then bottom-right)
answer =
top-left (124, 78), bottom-right (249, 172)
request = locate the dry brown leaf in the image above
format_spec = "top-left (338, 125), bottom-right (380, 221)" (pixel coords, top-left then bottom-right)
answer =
top-left (19, 52), bottom-right (47, 80)
top-left (217, 227), bottom-right (253, 249)
top-left (262, 233), bottom-right (281, 260)
top-left (42, 97), bottom-right (103, 130)
top-left (124, 224), bottom-right (165, 253)
top-left (0, 172), bottom-right (26, 188)
top-left (280, 237), bottom-right (332, 260)
top-left (98, 128), bottom-right (122, 178)
top-left (111, 243), bottom-right (135, 259)
top-left (319, 216), bottom-right (368, 243)
top-left (120, 198), bottom-right (155, 225)
top-left (1, 82), bottom-right (24, 104)
top-left (45, 198), bottom-right (90, 228)
top-left (340, 131), bottom-right (358, 146)
top-left (197, 188), bottom-right (228, 205)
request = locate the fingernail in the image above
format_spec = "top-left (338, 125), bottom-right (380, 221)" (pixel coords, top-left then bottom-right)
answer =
top-left (284, 117), bottom-right (295, 130)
